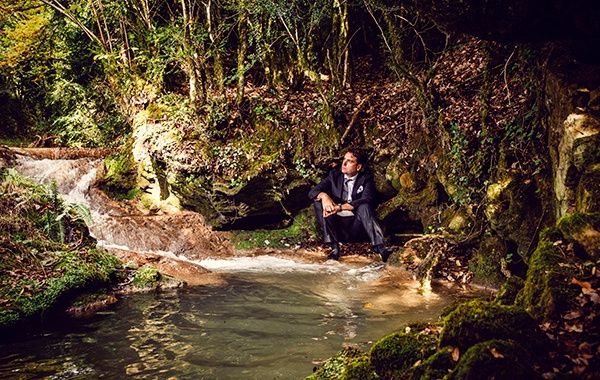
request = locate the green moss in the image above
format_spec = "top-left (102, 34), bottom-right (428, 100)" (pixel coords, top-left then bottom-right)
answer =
top-left (469, 235), bottom-right (507, 287)
top-left (483, 175), bottom-right (546, 261)
top-left (306, 347), bottom-right (369, 380)
top-left (370, 330), bottom-right (438, 379)
top-left (231, 208), bottom-right (318, 249)
top-left (557, 212), bottom-right (600, 259)
top-left (1, 249), bottom-right (121, 328)
top-left (557, 212), bottom-right (600, 237)
top-left (341, 355), bottom-right (379, 380)
top-left (410, 347), bottom-right (456, 380)
top-left (439, 299), bottom-right (547, 354)
top-left (494, 276), bottom-right (524, 305)
top-left (577, 164), bottom-right (600, 213)
top-left (100, 147), bottom-right (138, 199)
top-left (515, 237), bottom-right (579, 320)
top-left (132, 265), bottom-right (161, 289)
top-left (449, 340), bottom-right (537, 379)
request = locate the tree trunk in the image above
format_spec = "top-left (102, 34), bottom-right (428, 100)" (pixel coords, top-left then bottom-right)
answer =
top-left (206, 0), bottom-right (224, 94)
top-left (181, 0), bottom-right (203, 109)
top-left (236, 0), bottom-right (248, 106)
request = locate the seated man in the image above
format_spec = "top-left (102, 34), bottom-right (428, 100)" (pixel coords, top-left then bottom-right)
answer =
top-left (308, 148), bottom-right (392, 261)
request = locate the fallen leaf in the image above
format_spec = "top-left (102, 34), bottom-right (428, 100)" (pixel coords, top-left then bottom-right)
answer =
top-left (563, 311), bottom-right (582, 320)
top-left (452, 347), bottom-right (460, 362)
top-left (564, 323), bottom-right (584, 333)
top-left (582, 288), bottom-right (600, 303)
top-left (489, 347), bottom-right (504, 359)
top-left (571, 278), bottom-right (592, 290)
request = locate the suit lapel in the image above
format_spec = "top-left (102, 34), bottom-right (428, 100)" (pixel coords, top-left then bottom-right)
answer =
top-left (336, 172), bottom-right (345, 199)
top-left (352, 173), bottom-right (364, 198)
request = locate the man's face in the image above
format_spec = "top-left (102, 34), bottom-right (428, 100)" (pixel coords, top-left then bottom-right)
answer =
top-left (341, 152), bottom-right (362, 176)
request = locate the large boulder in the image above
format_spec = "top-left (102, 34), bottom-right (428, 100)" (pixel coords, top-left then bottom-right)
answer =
top-left (130, 114), bottom-right (312, 229)
top-left (516, 226), bottom-right (584, 320)
top-left (554, 113), bottom-right (600, 217)
top-left (449, 339), bottom-right (538, 379)
top-left (370, 328), bottom-right (438, 379)
top-left (439, 300), bottom-right (549, 353)
top-left (484, 175), bottom-right (547, 261)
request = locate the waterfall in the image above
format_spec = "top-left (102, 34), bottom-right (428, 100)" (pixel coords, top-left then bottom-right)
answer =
top-left (13, 153), bottom-right (232, 262)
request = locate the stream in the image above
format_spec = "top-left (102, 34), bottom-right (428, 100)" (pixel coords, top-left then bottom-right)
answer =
top-left (2, 152), bottom-right (484, 379)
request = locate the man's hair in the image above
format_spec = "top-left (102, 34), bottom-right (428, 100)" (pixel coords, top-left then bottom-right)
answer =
top-left (345, 147), bottom-right (368, 166)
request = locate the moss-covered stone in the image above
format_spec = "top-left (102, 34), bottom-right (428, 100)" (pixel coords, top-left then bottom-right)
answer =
top-left (484, 175), bottom-right (547, 261)
top-left (468, 235), bottom-right (508, 288)
top-left (132, 265), bottom-right (161, 289)
top-left (378, 176), bottom-right (443, 230)
top-left (577, 164), bottom-right (600, 213)
top-left (340, 355), bottom-right (379, 380)
top-left (306, 347), bottom-right (375, 380)
top-left (370, 330), bottom-right (438, 379)
top-left (449, 339), bottom-right (538, 379)
top-left (1, 249), bottom-right (121, 330)
top-left (98, 145), bottom-right (138, 199)
top-left (516, 229), bottom-right (580, 320)
top-left (409, 347), bottom-right (456, 380)
top-left (557, 212), bottom-right (600, 259)
top-left (494, 276), bottom-right (524, 305)
top-left (231, 207), bottom-right (318, 249)
top-left (439, 299), bottom-right (548, 353)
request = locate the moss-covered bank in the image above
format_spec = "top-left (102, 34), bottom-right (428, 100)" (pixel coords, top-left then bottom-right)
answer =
top-left (0, 170), bottom-right (122, 330)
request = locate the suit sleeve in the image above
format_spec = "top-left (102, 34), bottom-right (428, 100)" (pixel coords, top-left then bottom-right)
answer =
top-left (308, 170), bottom-right (335, 200)
top-left (349, 173), bottom-right (376, 208)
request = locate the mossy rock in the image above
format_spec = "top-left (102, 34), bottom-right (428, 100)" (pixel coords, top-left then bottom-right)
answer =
top-left (370, 330), bottom-right (438, 379)
top-left (468, 235), bottom-right (508, 288)
top-left (98, 146), bottom-right (138, 199)
top-left (378, 176), bottom-right (443, 228)
top-left (231, 207), bottom-right (318, 249)
top-left (439, 300), bottom-right (548, 354)
top-left (409, 347), bottom-right (456, 380)
top-left (171, 169), bottom-right (311, 229)
top-left (494, 276), bottom-right (524, 305)
top-left (516, 229), bottom-right (580, 320)
top-left (306, 347), bottom-right (376, 380)
top-left (341, 355), bottom-right (379, 380)
top-left (449, 339), bottom-right (538, 379)
top-left (0, 249), bottom-right (122, 330)
top-left (577, 164), bottom-right (600, 213)
top-left (132, 265), bottom-right (161, 289)
top-left (484, 175), bottom-right (546, 261)
top-left (557, 212), bottom-right (600, 259)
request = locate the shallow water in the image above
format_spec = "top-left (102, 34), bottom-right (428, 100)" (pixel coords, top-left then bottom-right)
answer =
top-left (0, 262), bottom-right (481, 379)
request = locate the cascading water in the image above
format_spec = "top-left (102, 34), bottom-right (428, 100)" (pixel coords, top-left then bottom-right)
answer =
top-left (4, 151), bottom-right (484, 379)
top-left (13, 154), bottom-right (231, 261)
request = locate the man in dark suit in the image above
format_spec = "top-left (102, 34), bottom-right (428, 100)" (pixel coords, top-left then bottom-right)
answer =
top-left (308, 148), bottom-right (392, 261)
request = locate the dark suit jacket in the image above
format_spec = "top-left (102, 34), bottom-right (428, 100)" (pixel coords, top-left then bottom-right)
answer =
top-left (308, 169), bottom-right (376, 209)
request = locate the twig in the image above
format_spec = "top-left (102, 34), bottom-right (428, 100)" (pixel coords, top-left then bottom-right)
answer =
top-left (502, 47), bottom-right (517, 106)
top-left (526, 207), bottom-right (547, 258)
top-left (339, 94), bottom-right (373, 145)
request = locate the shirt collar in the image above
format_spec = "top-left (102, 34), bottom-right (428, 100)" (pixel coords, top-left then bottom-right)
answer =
top-left (344, 173), bottom-right (358, 181)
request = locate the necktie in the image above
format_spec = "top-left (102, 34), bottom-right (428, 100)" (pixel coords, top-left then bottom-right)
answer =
top-left (343, 178), bottom-right (353, 202)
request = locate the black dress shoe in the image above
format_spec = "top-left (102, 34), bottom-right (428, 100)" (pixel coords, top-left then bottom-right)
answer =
top-left (374, 244), bottom-right (393, 262)
top-left (327, 244), bottom-right (340, 260)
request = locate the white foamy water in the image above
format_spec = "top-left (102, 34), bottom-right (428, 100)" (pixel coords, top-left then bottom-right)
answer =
top-left (195, 255), bottom-right (345, 273)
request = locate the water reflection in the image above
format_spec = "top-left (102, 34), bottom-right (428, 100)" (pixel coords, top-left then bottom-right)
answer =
top-left (0, 268), bottom-right (482, 379)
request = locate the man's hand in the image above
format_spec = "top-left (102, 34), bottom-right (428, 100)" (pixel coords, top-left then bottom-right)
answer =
top-left (318, 192), bottom-right (339, 218)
